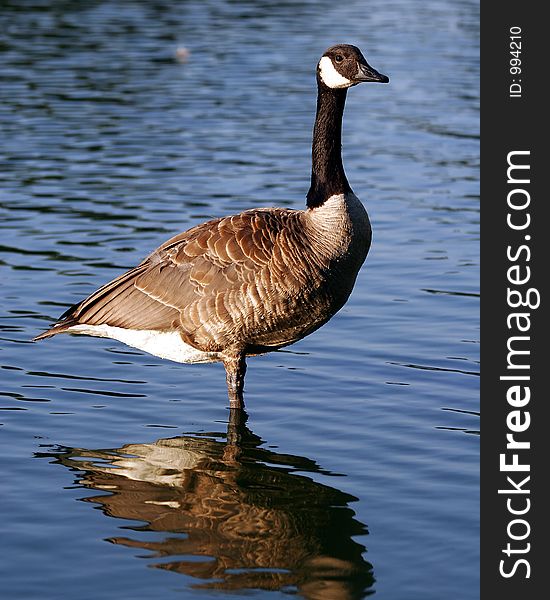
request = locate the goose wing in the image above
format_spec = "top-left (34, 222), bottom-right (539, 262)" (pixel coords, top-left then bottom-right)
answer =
top-left (37, 209), bottom-right (308, 350)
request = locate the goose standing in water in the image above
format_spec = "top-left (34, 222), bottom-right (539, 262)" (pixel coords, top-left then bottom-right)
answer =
top-left (35, 44), bottom-right (389, 409)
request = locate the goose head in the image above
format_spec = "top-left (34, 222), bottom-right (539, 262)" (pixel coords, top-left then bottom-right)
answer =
top-left (317, 44), bottom-right (389, 89)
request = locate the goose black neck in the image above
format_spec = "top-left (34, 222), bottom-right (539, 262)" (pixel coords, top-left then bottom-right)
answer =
top-left (306, 84), bottom-right (351, 209)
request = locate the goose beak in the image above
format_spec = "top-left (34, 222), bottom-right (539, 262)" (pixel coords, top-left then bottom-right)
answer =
top-left (355, 62), bottom-right (389, 84)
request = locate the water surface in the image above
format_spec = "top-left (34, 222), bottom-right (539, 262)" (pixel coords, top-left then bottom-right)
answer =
top-left (1, 1), bottom-right (479, 598)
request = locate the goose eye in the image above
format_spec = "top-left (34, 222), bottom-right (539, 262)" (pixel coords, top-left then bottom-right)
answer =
top-left (334, 54), bottom-right (344, 63)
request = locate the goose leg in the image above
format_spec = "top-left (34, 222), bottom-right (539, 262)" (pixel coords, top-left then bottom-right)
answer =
top-left (223, 408), bottom-right (248, 462)
top-left (223, 353), bottom-right (247, 410)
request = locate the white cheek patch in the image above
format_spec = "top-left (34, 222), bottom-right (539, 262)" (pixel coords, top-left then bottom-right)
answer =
top-left (318, 56), bottom-right (352, 89)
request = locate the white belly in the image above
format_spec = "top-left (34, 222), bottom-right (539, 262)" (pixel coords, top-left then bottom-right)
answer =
top-left (67, 324), bottom-right (220, 364)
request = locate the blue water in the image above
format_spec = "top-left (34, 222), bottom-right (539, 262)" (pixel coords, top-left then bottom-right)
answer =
top-left (0, 1), bottom-right (479, 598)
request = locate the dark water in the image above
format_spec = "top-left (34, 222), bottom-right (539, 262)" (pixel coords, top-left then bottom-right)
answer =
top-left (1, 1), bottom-right (479, 599)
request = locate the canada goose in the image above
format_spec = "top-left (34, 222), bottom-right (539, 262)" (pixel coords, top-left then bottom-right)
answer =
top-left (34, 44), bottom-right (389, 410)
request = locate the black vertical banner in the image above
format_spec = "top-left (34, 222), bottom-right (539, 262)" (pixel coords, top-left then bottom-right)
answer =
top-left (481, 2), bottom-right (546, 599)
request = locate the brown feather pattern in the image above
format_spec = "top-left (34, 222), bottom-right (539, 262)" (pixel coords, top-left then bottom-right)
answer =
top-left (37, 203), bottom-right (370, 358)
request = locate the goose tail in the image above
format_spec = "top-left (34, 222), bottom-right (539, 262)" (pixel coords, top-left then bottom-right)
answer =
top-left (33, 303), bottom-right (81, 341)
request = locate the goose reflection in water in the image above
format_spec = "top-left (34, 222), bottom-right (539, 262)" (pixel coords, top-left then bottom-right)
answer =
top-left (42, 410), bottom-right (375, 599)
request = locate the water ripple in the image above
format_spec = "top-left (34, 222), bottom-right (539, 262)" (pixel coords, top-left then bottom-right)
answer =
top-left (1, 1), bottom-right (479, 598)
